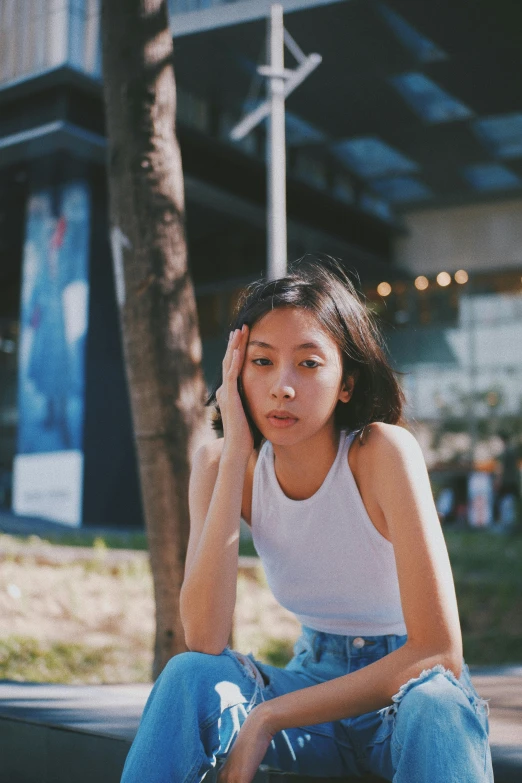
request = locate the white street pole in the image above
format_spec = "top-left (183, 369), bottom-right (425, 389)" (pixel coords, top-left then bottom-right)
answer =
top-left (229, 5), bottom-right (321, 280)
top-left (267, 3), bottom-right (287, 280)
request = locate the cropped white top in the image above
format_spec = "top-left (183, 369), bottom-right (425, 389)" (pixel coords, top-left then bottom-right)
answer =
top-left (251, 429), bottom-right (407, 636)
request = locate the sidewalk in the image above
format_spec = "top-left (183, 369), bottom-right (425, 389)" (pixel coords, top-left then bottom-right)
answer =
top-left (0, 667), bottom-right (520, 783)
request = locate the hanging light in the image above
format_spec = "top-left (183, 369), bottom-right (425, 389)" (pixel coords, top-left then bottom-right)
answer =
top-left (377, 281), bottom-right (392, 296)
top-left (414, 275), bottom-right (429, 291)
top-left (436, 271), bottom-right (451, 287)
top-left (454, 269), bottom-right (469, 284)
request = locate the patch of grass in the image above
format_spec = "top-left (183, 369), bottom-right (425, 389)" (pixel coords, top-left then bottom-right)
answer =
top-left (462, 632), bottom-right (522, 666)
top-left (4, 530), bottom-right (148, 551)
top-left (5, 529), bottom-right (256, 556)
top-left (239, 538), bottom-right (258, 558)
top-left (445, 529), bottom-right (522, 665)
top-left (0, 636), bottom-right (116, 684)
top-left (258, 638), bottom-right (294, 668)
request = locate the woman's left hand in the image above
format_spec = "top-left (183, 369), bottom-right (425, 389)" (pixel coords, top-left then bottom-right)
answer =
top-left (218, 704), bottom-right (275, 783)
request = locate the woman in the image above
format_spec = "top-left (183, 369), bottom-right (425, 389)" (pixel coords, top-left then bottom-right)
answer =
top-left (121, 257), bottom-right (492, 783)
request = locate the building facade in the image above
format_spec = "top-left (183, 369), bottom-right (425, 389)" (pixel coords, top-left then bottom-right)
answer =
top-left (1, 0), bottom-right (521, 526)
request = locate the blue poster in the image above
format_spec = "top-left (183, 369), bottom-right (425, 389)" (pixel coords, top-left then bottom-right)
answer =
top-left (13, 182), bottom-right (90, 525)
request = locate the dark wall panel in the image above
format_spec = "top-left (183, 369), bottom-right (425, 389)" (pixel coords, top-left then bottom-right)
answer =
top-left (82, 170), bottom-right (143, 529)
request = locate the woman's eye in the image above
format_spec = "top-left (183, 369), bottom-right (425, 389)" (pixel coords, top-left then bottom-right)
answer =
top-left (252, 358), bottom-right (272, 366)
top-left (301, 360), bottom-right (320, 368)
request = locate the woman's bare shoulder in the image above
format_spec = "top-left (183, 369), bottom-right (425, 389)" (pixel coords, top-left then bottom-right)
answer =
top-left (351, 421), bottom-right (422, 489)
top-left (356, 422), bottom-right (420, 459)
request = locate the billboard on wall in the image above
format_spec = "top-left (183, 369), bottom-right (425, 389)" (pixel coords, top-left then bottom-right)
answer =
top-left (13, 182), bottom-right (91, 526)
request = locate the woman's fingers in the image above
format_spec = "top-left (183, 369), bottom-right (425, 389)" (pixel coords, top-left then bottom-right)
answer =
top-left (222, 329), bottom-right (238, 376)
top-left (224, 326), bottom-right (248, 381)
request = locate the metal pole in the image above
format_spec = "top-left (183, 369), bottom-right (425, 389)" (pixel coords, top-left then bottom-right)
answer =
top-left (267, 3), bottom-right (287, 280)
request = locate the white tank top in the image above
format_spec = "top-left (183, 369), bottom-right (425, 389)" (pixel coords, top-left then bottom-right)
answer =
top-left (251, 429), bottom-right (407, 636)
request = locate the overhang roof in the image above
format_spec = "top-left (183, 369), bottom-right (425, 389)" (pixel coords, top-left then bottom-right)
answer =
top-left (172, 0), bottom-right (522, 213)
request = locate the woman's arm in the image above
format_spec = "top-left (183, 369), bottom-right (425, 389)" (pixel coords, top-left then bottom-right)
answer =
top-left (180, 440), bottom-right (249, 655)
top-left (258, 422), bottom-right (463, 731)
top-left (180, 326), bottom-right (253, 655)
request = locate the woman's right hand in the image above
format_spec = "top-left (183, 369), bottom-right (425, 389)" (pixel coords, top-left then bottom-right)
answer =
top-left (216, 325), bottom-right (254, 462)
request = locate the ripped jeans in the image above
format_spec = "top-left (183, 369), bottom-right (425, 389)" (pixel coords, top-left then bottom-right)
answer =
top-left (120, 627), bottom-right (493, 782)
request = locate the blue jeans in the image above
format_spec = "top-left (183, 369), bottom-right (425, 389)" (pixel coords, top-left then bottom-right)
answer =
top-left (121, 627), bottom-right (493, 782)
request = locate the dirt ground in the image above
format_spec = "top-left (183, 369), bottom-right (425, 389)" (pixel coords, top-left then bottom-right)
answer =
top-left (0, 537), bottom-right (300, 683)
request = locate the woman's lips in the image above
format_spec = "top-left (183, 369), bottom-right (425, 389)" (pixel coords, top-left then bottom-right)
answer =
top-left (267, 415), bottom-right (298, 429)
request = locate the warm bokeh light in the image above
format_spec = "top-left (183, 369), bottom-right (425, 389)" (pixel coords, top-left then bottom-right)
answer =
top-left (454, 269), bottom-right (469, 284)
top-left (377, 281), bottom-right (392, 296)
top-left (486, 391), bottom-right (499, 407)
top-left (414, 275), bottom-right (429, 291)
top-left (436, 271), bottom-right (451, 287)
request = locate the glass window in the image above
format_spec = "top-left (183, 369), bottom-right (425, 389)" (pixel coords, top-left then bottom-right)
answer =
top-left (285, 112), bottom-right (325, 147)
top-left (391, 73), bottom-right (473, 124)
top-left (463, 163), bottom-right (521, 191)
top-left (473, 113), bottom-right (522, 159)
top-left (292, 150), bottom-right (327, 190)
top-left (359, 192), bottom-right (394, 221)
top-left (0, 0), bottom-right (101, 87)
top-left (169, 0), bottom-right (215, 13)
top-left (371, 176), bottom-right (432, 203)
top-left (332, 172), bottom-right (355, 204)
top-left (332, 136), bottom-right (418, 179)
top-left (377, 2), bottom-right (447, 63)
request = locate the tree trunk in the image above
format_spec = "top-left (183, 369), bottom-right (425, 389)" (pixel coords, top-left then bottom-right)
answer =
top-left (100, 0), bottom-right (209, 679)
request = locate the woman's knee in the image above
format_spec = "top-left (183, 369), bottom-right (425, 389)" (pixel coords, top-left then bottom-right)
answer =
top-left (162, 650), bottom-right (230, 687)
top-left (400, 672), bottom-right (466, 715)
top-left (394, 668), bottom-right (487, 737)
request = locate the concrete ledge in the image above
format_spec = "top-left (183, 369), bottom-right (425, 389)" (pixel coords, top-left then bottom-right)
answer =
top-left (0, 670), bottom-right (520, 783)
top-left (0, 716), bottom-right (129, 783)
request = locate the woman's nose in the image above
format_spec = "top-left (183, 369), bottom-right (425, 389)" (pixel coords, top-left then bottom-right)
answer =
top-left (271, 375), bottom-right (296, 399)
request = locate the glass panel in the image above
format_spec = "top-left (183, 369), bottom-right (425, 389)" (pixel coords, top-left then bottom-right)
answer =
top-left (332, 172), bottom-right (355, 204)
top-left (0, 0), bottom-right (101, 87)
top-left (84, 0), bottom-right (101, 75)
top-left (377, 2), bottom-right (447, 63)
top-left (391, 72), bottom-right (473, 124)
top-left (68, 0), bottom-right (100, 76)
top-left (49, 5), bottom-right (69, 68)
top-left (367, 273), bottom-right (522, 469)
top-left (68, 4), bottom-right (85, 70)
top-left (371, 176), bottom-right (432, 202)
top-left (359, 192), bottom-right (394, 221)
top-left (169, 0), bottom-right (229, 13)
top-left (332, 136), bottom-right (418, 179)
top-left (463, 163), bottom-right (521, 191)
top-left (285, 112), bottom-right (325, 146)
top-left (292, 151), bottom-right (327, 189)
top-left (473, 113), bottom-right (522, 159)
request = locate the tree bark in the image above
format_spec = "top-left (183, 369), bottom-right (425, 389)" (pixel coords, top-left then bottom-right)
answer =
top-left (101, 0), bottom-right (209, 679)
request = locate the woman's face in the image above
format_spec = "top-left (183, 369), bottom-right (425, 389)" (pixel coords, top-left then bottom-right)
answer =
top-left (241, 306), bottom-right (352, 445)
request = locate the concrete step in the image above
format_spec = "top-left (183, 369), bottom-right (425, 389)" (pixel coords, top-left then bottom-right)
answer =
top-left (0, 668), bottom-right (520, 783)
